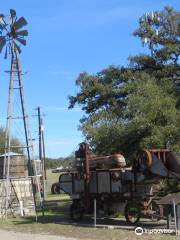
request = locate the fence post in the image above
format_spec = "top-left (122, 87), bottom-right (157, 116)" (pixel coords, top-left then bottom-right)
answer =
top-left (173, 199), bottom-right (177, 235)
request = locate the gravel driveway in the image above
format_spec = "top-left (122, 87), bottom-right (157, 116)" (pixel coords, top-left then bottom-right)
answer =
top-left (0, 229), bottom-right (77, 240)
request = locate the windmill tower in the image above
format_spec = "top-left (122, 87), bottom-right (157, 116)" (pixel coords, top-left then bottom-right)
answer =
top-left (0, 9), bottom-right (42, 218)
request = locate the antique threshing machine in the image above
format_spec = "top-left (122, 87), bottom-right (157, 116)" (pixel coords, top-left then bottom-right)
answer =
top-left (59, 143), bottom-right (180, 223)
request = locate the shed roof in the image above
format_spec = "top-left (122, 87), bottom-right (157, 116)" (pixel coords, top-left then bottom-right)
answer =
top-left (158, 193), bottom-right (180, 205)
top-left (0, 152), bottom-right (23, 157)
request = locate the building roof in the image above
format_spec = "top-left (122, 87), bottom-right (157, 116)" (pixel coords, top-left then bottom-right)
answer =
top-left (0, 152), bottom-right (23, 157)
top-left (158, 193), bottom-right (180, 205)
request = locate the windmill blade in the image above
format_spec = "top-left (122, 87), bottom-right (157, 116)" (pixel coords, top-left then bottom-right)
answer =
top-left (14, 41), bottom-right (21, 54)
top-left (8, 43), bottom-right (12, 55)
top-left (13, 17), bottom-right (28, 30)
top-left (0, 36), bottom-right (6, 53)
top-left (16, 37), bottom-right (26, 46)
top-left (10, 9), bottom-right (16, 18)
top-left (0, 24), bottom-right (4, 30)
top-left (4, 45), bottom-right (8, 59)
top-left (16, 29), bottom-right (28, 37)
top-left (0, 15), bottom-right (6, 30)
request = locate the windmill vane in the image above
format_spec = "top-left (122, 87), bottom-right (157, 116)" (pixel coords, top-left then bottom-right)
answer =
top-left (0, 9), bottom-right (28, 59)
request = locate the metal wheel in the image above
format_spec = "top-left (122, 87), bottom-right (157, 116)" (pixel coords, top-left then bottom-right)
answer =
top-left (51, 183), bottom-right (60, 194)
top-left (125, 201), bottom-right (141, 224)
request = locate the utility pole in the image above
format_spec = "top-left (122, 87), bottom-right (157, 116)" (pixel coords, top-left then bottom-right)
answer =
top-left (37, 106), bottom-right (42, 161)
top-left (36, 106), bottom-right (46, 202)
top-left (41, 119), bottom-right (47, 180)
top-left (37, 106), bottom-right (46, 179)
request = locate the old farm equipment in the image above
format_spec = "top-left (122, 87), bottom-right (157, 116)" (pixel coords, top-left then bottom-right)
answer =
top-left (59, 143), bottom-right (180, 224)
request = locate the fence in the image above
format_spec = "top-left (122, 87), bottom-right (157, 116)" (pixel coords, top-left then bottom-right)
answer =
top-left (0, 177), bottom-right (36, 218)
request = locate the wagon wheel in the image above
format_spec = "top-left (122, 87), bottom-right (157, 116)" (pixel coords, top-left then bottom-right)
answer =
top-left (51, 183), bottom-right (60, 194)
top-left (70, 201), bottom-right (84, 222)
top-left (125, 201), bottom-right (141, 224)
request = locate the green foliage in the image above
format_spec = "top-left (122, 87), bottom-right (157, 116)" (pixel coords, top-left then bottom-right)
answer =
top-left (0, 128), bottom-right (6, 154)
top-left (133, 6), bottom-right (180, 64)
top-left (0, 127), bottom-right (23, 155)
top-left (131, 6), bottom-right (180, 105)
top-left (126, 73), bottom-right (180, 151)
top-left (45, 154), bottom-right (75, 169)
top-left (68, 6), bottom-right (180, 163)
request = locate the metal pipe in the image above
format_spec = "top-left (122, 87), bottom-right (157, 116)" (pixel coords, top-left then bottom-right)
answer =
top-left (37, 107), bottom-right (42, 161)
top-left (84, 144), bottom-right (90, 209)
top-left (173, 199), bottom-right (177, 236)
top-left (14, 47), bottom-right (32, 176)
top-left (94, 198), bottom-right (96, 227)
top-left (42, 122), bottom-right (47, 180)
top-left (4, 44), bottom-right (15, 219)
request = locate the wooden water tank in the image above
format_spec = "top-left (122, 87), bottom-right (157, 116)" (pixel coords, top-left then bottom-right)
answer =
top-left (0, 152), bottom-right (26, 178)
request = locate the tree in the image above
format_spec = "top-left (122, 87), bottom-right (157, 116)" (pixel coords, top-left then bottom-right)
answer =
top-left (45, 154), bottom-right (75, 169)
top-left (0, 127), bottom-right (23, 155)
top-left (134, 6), bottom-right (180, 64)
top-left (131, 6), bottom-right (180, 105)
top-left (125, 73), bottom-right (180, 152)
top-left (69, 6), bottom-right (180, 162)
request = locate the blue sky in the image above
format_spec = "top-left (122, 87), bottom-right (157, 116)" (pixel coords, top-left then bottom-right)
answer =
top-left (0, 0), bottom-right (179, 158)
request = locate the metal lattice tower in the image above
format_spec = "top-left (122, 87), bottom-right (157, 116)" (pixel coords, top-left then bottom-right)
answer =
top-left (0, 9), bottom-right (42, 218)
top-left (4, 46), bottom-right (34, 177)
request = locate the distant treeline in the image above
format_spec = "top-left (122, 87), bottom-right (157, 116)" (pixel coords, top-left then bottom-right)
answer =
top-left (45, 155), bottom-right (75, 169)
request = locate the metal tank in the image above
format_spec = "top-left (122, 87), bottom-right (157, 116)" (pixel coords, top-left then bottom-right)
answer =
top-left (0, 152), bottom-right (26, 178)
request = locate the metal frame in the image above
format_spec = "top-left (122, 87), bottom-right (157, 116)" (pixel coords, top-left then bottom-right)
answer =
top-left (59, 145), bottom-right (180, 223)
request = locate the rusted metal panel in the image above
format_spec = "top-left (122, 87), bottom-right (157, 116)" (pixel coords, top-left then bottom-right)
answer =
top-left (136, 149), bottom-right (180, 177)
top-left (0, 153), bottom-right (25, 178)
top-left (89, 171), bottom-right (97, 193)
top-left (111, 172), bottom-right (122, 193)
top-left (59, 174), bottom-right (73, 195)
top-left (74, 179), bottom-right (84, 193)
top-left (98, 172), bottom-right (110, 193)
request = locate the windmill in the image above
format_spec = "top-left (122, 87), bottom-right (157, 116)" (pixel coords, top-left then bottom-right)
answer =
top-left (0, 9), bottom-right (28, 58)
top-left (0, 9), bottom-right (42, 218)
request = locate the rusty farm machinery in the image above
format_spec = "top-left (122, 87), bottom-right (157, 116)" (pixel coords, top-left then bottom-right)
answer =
top-left (57, 143), bottom-right (180, 224)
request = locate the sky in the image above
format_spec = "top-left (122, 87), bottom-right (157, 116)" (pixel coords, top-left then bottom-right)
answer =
top-left (0, 0), bottom-right (179, 158)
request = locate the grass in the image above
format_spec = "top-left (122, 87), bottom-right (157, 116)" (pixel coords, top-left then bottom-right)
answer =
top-left (45, 170), bottom-right (60, 181)
top-left (0, 215), bottom-right (178, 240)
top-left (0, 170), bottom-right (178, 239)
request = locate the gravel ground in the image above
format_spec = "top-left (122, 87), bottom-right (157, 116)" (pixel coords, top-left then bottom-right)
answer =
top-left (0, 229), bottom-right (77, 240)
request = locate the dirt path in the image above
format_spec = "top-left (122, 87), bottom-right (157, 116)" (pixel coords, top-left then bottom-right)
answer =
top-left (0, 229), bottom-right (77, 240)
